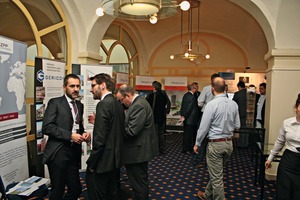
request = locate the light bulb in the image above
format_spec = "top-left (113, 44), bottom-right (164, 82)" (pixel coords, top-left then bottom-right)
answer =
top-left (180, 1), bottom-right (190, 11)
top-left (190, 58), bottom-right (194, 61)
top-left (170, 55), bottom-right (174, 59)
top-left (149, 16), bottom-right (157, 24)
top-left (96, 7), bottom-right (104, 16)
top-left (205, 54), bottom-right (210, 59)
top-left (184, 52), bottom-right (189, 57)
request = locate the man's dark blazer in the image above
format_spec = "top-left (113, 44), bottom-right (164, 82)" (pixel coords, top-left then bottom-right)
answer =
top-left (233, 88), bottom-right (247, 126)
top-left (86, 94), bottom-right (125, 173)
top-left (180, 92), bottom-right (199, 126)
top-left (123, 96), bottom-right (159, 164)
top-left (42, 95), bottom-right (84, 164)
top-left (254, 94), bottom-right (266, 127)
top-left (146, 90), bottom-right (169, 124)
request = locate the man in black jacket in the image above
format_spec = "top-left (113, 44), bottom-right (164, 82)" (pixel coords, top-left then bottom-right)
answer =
top-left (180, 83), bottom-right (199, 154)
top-left (42, 74), bottom-right (91, 200)
top-left (86, 73), bottom-right (125, 200)
top-left (255, 83), bottom-right (266, 128)
top-left (146, 81), bottom-right (169, 154)
top-left (117, 84), bottom-right (158, 200)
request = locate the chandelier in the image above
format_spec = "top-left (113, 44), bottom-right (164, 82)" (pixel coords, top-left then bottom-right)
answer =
top-left (170, 0), bottom-right (210, 63)
top-left (96, 0), bottom-right (191, 24)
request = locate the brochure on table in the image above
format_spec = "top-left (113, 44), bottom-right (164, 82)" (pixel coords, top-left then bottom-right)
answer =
top-left (6, 176), bottom-right (50, 196)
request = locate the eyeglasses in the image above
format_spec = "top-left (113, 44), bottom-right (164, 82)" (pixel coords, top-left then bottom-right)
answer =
top-left (119, 95), bottom-right (127, 103)
top-left (91, 84), bottom-right (98, 88)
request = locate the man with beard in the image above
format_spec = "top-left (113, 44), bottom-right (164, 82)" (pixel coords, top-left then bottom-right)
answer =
top-left (86, 73), bottom-right (125, 199)
top-left (42, 74), bottom-right (91, 200)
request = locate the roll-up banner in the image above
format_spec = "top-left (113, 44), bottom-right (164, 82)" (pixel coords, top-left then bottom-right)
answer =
top-left (116, 72), bottom-right (129, 89)
top-left (34, 57), bottom-right (65, 177)
top-left (0, 35), bottom-right (28, 187)
top-left (164, 77), bottom-right (187, 91)
top-left (135, 76), bottom-right (154, 90)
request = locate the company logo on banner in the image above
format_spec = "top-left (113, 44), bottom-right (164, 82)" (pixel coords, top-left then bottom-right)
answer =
top-left (135, 76), bottom-right (155, 90)
top-left (37, 70), bottom-right (44, 82)
top-left (0, 36), bottom-right (13, 54)
top-left (165, 77), bottom-right (187, 90)
top-left (116, 73), bottom-right (129, 88)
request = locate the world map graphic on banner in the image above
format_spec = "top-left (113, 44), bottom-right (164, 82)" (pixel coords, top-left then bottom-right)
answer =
top-left (0, 52), bottom-right (26, 116)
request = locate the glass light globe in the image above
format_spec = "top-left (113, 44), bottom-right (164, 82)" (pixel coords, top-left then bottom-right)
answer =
top-left (180, 1), bottom-right (190, 11)
top-left (149, 16), bottom-right (157, 24)
top-left (184, 52), bottom-right (189, 57)
top-left (96, 7), bottom-right (104, 16)
top-left (205, 54), bottom-right (210, 59)
top-left (170, 55), bottom-right (174, 59)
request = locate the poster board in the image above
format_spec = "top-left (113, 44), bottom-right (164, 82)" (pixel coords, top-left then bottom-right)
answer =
top-left (164, 77), bottom-right (187, 117)
top-left (116, 72), bottom-right (129, 89)
top-left (33, 57), bottom-right (65, 177)
top-left (0, 35), bottom-right (28, 187)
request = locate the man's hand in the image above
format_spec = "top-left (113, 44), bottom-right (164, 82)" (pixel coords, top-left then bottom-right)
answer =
top-left (265, 160), bottom-right (272, 169)
top-left (88, 112), bottom-right (95, 124)
top-left (193, 145), bottom-right (199, 154)
top-left (82, 132), bottom-right (91, 142)
top-left (71, 133), bottom-right (84, 144)
top-left (180, 116), bottom-right (185, 122)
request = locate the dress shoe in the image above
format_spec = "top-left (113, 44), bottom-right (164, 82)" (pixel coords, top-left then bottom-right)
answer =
top-left (182, 151), bottom-right (191, 155)
top-left (197, 191), bottom-right (206, 200)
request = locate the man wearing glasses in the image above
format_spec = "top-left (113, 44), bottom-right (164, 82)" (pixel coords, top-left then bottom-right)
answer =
top-left (86, 73), bottom-right (125, 199)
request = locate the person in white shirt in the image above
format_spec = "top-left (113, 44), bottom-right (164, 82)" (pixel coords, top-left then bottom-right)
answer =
top-left (265, 93), bottom-right (300, 200)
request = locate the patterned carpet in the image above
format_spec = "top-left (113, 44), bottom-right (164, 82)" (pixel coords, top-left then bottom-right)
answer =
top-left (77, 132), bottom-right (276, 199)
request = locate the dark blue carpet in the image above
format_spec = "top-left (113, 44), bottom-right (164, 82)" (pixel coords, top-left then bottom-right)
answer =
top-left (77, 132), bottom-right (276, 199)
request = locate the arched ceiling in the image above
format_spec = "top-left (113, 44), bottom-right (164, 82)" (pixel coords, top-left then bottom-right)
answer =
top-left (0, 0), bottom-right (269, 73)
top-left (116, 0), bottom-right (268, 72)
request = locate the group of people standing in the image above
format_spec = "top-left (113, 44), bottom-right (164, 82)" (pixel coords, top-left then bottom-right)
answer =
top-left (179, 74), bottom-right (270, 199)
top-left (41, 72), bottom-right (299, 200)
top-left (180, 74), bottom-right (241, 199)
top-left (42, 73), bottom-right (158, 200)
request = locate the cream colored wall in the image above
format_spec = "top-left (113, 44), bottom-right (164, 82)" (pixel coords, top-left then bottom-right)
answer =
top-left (265, 49), bottom-right (300, 143)
top-left (58, 0), bottom-right (300, 145)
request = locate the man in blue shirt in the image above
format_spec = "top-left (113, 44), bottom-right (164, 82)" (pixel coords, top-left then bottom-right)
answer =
top-left (194, 77), bottom-right (240, 200)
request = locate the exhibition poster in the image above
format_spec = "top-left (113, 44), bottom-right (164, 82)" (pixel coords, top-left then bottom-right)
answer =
top-left (116, 72), bottom-right (129, 89)
top-left (34, 58), bottom-right (65, 156)
top-left (0, 35), bottom-right (28, 187)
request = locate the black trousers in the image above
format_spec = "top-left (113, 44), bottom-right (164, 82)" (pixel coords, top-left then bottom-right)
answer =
top-left (86, 168), bottom-right (118, 200)
top-left (125, 162), bottom-right (149, 200)
top-left (155, 122), bottom-right (166, 153)
top-left (276, 149), bottom-right (300, 200)
top-left (182, 123), bottom-right (197, 153)
top-left (47, 145), bottom-right (81, 200)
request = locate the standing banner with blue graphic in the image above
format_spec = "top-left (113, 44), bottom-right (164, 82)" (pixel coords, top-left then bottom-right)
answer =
top-left (33, 57), bottom-right (65, 176)
top-left (0, 35), bottom-right (28, 187)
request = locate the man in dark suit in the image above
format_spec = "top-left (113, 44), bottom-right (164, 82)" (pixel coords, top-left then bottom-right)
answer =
top-left (233, 81), bottom-right (247, 127)
top-left (255, 82), bottom-right (266, 128)
top-left (85, 73), bottom-right (125, 199)
top-left (42, 74), bottom-right (91, 200)
top-left (146, 81), bottom-right (169, 154)
top-left (86, 73), bottom-right (125, 199)
top-left (180, 83), bottom-right (199, 154)
top-left (233, 81), bottom-right (248, 148)
top-left (117, 84), bottom-right (159, 200)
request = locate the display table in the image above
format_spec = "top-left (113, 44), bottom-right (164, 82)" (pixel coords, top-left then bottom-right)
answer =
top-left (166, 115), bottom-right (183, 132)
